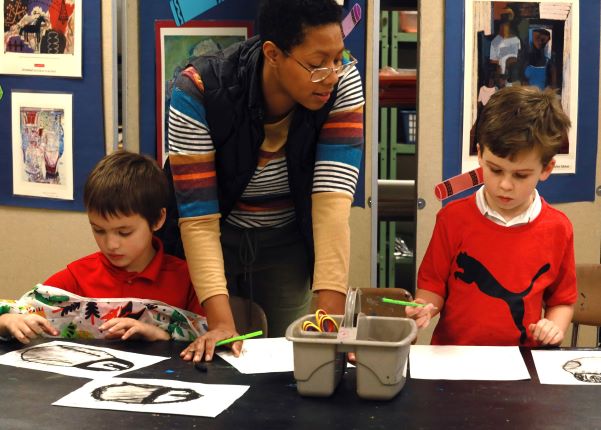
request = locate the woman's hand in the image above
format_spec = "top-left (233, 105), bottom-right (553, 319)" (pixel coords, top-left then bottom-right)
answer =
top-left (99, 318), bottom-right (171, 341)
top-left (180, 324), bottom-right (241, 363)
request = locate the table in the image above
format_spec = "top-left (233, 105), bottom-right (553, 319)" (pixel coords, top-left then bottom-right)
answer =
top-left (1, 339), bottom-right (600, 429)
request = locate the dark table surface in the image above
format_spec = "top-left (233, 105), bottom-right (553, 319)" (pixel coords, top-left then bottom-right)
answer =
top-left (1, 339), bottom-right (600, 430)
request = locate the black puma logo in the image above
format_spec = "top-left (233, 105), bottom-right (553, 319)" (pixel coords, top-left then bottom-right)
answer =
top-left (454, 252), bottom-right (550, 343)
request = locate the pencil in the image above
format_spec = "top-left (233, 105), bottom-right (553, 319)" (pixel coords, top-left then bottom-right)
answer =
top-left (215, 330), bottom-right (263, 346)
top-left (382, 297), bottom-right (426, 307)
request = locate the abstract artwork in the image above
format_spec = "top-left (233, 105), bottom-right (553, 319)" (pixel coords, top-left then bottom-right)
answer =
top-left (0, 340), bottom-right (168, 378)
top-left (1, 0), bottom-right (82, 77)
top-left (11, 91), bottom-right (73, 200)
top-left (53, 377), bottom-right (250, 417)
top-left (154, 20), bottom-right (251, 165)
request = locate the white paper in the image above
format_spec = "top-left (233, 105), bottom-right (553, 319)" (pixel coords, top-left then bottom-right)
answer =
top-left (0, 340), bottom-right (167, 378)
top-left (216, 337), bottom-right (294, 374)
top-left (409, 345), bottom-right (530, 381)
top-left (53, 377), bottom-right (249, 418)
top-left (532, 350), bottom-right (601, 385)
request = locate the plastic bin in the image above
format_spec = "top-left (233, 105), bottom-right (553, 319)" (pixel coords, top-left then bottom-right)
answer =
top-left (285, 289), bottom-right (417, 400)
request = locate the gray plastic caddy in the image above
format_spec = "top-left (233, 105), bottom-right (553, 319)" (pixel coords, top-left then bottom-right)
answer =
top-left (285, 288), bottom-right (417, 400)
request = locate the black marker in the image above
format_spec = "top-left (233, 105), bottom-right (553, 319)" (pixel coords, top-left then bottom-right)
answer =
top-left (194, 362), bottom-right (208, 372)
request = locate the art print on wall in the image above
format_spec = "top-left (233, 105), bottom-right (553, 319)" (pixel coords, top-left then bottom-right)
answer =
top-left (155, 20), bottom-right (252, 165)
top-left (11, 91), bottom-right (73, 200)
top-left (1, 0), bottom-right (82, 77)
top-left (462, 0), bottom-right (578, 174)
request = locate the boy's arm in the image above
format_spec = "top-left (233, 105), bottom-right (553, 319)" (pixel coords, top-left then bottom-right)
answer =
top-left (311, 66), bottom-right (364, 314)
top-left (406, 289), bottom-right (444, 328)
top-left (529, 304), bottom-right (574, 346)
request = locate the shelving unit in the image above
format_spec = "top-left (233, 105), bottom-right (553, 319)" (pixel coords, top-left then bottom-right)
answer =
top-left (377, 5), bottom-right (417, 292)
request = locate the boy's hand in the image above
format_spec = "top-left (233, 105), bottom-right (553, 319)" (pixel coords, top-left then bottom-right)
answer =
top-left (404, 299), bottom-right (436, 329)
top-left (180, 324), bottom-right (240, 363)
top-left (99, 318), bottom-right (170, 341)
top-left (529, 318), bottom-right (564, 346)
top-left (0, 313), bottom-right (58, 344)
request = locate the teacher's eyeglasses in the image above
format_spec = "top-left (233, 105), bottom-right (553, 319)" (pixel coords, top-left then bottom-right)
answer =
top-left (284, 49), bottom-right (358, 83)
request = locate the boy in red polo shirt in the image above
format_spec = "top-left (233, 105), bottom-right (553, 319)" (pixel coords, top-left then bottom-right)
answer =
top-left (0, 151), bottom-right (205, 343)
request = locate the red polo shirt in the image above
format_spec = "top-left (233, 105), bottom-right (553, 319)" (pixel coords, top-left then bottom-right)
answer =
top-left (44, 238), bottom-right (203, 315)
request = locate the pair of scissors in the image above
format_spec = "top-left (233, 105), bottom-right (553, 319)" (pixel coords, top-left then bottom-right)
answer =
top-left (302, 309), bottom-right (339, 333)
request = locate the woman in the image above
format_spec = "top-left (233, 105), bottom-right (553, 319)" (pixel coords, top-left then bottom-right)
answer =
top-left (164, 0), bottom-right (365, 362)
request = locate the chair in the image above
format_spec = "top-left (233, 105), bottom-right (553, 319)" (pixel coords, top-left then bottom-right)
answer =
top-left (571, 264), bottom-right (601, 347)
top-left (229, 296), bottom-right (268, 337)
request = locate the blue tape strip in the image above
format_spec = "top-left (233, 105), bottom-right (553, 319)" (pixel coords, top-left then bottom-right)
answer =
top-left (168, 0), bottom-right (225, 26)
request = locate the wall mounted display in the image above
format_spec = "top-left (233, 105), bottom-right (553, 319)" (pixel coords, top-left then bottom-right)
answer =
top-left (462, 1), bottom-right (578, 174)
top-left (155, 20), bottom-right (251, 166)
top-left (1, 0), bottom-right (82, 77)
top-left (444, 0), bottom-right (599, 203)
top-left (11, 90), bottom-right (73, 200)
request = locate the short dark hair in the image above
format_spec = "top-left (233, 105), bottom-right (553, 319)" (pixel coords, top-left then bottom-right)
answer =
top-left (258, 0), bottom-right (342, 52)
top-left (84, 150), bottom-right (168, 227)
top-left (477, 86), bottom-right (571, 166)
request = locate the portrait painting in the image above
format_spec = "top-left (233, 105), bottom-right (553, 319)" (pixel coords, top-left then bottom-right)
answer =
top-left (155, 20), bottom-right (252, 165)
top-left (462, 0), bottom-right (578, 173)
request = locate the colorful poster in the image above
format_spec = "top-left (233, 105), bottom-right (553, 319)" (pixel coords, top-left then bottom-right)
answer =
top-left (155, 20), bottom-right (251, 165)
top-left (1, 0), bottom-right (82, 77)
top-left (462, 1), bottom-right (578, 174)
top-left (11, 91), bottom-right (73, 200)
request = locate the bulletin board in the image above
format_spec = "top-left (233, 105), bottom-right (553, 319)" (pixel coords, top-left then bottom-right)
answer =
top-left (136, 0), bottom-right (367, 206)
top-left (0, 0), bottom-right (105, 211)
top-left (443, 0), bottom-right (599, 203)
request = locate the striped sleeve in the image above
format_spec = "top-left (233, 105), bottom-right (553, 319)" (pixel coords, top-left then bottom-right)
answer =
top-left (168, 70), bottom-right (219, 219)
top-left (312, 66), bottom-right (364, 197)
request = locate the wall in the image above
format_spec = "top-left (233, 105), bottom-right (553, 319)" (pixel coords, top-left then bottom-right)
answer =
top-left (0, 207), bottom-right (96, 299)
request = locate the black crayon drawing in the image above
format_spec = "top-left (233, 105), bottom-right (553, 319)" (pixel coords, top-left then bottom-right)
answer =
top-left (563, 357), bottom-right (601, 383)
top-left (92, 382), bottom-right (202, 404)
top-left (21, 344), bottom-right (133, 371)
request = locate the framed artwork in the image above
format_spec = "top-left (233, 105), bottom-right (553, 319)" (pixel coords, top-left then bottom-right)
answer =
top-left (462, 0), bottom-right (578, 174)
top-left (11, 91), bottom-right (73, 200)
top-left (1, 0), bottom-right (82, 77)
top-left (444, 0), bottom-right (598, 203)
top-left (155, 20), bottom-right (252, 166)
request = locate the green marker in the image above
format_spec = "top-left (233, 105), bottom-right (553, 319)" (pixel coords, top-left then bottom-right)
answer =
top-left (215, 330), bottom-right (263, 346)
top-left (0, 84), bottom-right (3, 101)
top-left (382, 297), bottom-right (426, 307)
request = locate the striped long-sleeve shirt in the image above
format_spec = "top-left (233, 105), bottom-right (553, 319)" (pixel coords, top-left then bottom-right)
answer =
top-left (168, 64), bottom-right (364, 302)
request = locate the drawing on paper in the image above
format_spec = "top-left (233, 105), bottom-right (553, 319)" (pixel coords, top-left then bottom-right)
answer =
top-left (11, 91), bottom-right (73, 200)
top-left (563, 357), bottom-right (601, 383)
top-left (3, 0), bottom-right (76, 55)
top-left (21, 344), bottom-right (134, 371)
top-left (91, 381), bottom-right (202, 404)
top-left (19, 107), bottom-right (64, 185)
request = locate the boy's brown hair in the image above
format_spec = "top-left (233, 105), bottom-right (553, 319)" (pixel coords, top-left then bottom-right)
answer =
top-left (477, 86), bottom-right (571, 166)
top-left (84, 150), bottom-right (168, 227)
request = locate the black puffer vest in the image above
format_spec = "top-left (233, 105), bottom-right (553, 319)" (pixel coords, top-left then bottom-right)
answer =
top-left (160, 36), bottom-right (338, 264)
